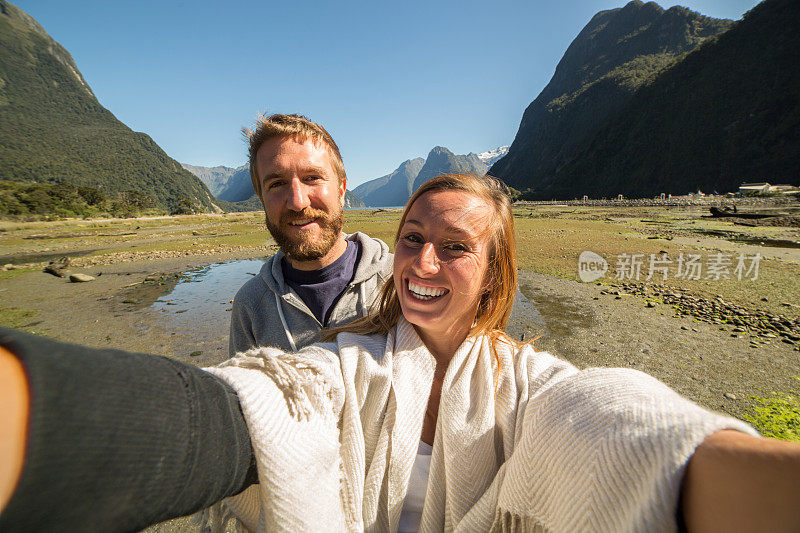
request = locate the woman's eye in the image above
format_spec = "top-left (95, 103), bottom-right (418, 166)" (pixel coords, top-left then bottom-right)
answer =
top-left (400, 233), bottom-right (422, 245)
top-left (445, 242), bottom-right (467, 253)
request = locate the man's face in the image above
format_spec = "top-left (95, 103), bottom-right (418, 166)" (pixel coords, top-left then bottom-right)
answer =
top-left (256, 136), bottom-right (346, 267)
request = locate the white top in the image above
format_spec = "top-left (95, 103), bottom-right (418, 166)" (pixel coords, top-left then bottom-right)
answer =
top-left (398, 441), bottom-right (433, 532)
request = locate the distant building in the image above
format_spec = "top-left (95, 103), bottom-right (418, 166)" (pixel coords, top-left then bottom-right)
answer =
top-left (770, 184), bottom-right (800, 195)
top-left (739, 182), bottom-right (799, 195)
top-left (739, 182), bottom-right (771, 193)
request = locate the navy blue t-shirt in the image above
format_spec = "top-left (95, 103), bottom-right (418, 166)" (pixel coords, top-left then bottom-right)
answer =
top-left (281, 240), bottom-right (362, 326)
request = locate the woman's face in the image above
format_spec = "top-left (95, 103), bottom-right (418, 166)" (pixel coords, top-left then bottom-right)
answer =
top-left (394, 189), bottom-right (492, 345)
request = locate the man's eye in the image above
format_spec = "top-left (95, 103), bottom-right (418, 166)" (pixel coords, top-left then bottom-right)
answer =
top-left (265, 180), bottom-right (284, 190)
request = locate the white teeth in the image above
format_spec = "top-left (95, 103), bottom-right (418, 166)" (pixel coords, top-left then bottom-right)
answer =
top-left (289, 219), bottom-right (312, 226)
top-left (408, 281), bottom-right (447, 300)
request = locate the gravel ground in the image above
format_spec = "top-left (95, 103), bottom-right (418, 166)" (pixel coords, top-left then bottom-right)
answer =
top-left (515, 271), bottom-right (800, 422)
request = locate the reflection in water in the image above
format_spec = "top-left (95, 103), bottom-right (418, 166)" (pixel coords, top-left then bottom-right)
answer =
top-left (148, 259), bottom-right (266, 333)
top-left (507, 288), bottom-right (548, 342)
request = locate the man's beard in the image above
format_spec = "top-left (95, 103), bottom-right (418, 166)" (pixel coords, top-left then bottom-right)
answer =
top-left (265, 206), bottom-right (344, 262)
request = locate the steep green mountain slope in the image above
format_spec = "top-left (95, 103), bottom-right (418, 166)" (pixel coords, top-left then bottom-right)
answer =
top-left (550, 0), bottom-right (800, 198)
top-left (0, 1), bottom-right (217, 213)
top-left (490, 0), bottom-right (731, 195)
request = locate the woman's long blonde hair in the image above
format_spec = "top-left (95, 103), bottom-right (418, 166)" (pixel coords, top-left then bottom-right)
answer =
top-left (324, 173), bottom-right (519, 354)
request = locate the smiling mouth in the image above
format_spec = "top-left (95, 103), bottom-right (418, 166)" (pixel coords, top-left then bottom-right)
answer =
top-left (288, 218), bottom-right (315, 227)
top-left (407, 280), bottom-right (449, 301)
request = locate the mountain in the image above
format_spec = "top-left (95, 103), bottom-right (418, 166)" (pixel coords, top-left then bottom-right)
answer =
top-left (352, 158), bottom-right (425, 207)
top-left (182, 163), bottom-right (257, 203)
top-left (412, 146), bottom-right (487, 192)
top-left (545, 0), bottom-right (800, 198)
top-left (354, 145), bottom-right (494, 208)
top-left (344, 190), bottom-right (365, 208)
top-left (210, 166), bottom-right (251, 202)
top-left (181, 163), bottom-right (247, 197)
top-left (0, 1), bottom-right (217, 213)
top-left (475, 146), bottom-right (509, 169)
top-left (490, 0), bottom-right (732, 196)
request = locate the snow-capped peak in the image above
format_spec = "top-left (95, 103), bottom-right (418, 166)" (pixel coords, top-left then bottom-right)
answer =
top-left (476, 145), bottom-right (509, 167)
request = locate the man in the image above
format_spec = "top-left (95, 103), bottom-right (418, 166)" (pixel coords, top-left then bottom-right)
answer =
top-left (229, 114), bottom-right (392, 354)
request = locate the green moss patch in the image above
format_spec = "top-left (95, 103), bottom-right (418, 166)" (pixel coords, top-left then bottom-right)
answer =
top-left (745, 388), bottom-right (800, 442)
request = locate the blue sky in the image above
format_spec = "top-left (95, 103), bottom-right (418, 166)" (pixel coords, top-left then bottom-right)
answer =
top-left (15, 0), bottom-right (760, 188)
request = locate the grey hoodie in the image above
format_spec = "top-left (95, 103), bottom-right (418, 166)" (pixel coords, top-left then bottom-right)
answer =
top-left (229, 232), bottom-right (393, 355)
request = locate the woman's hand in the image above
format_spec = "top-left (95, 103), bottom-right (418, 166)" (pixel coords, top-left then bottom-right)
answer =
top-left (681, 429), bottom-right (800, 532)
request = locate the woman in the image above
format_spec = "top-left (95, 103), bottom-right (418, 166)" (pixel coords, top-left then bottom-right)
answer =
top-left (1, 174), bottom-right (799, 532)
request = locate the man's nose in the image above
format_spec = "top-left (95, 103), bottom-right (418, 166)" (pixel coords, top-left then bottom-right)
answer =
top-left (413, 243), bottom-right (439, 274)
top-left (286, 178), bottom-right (310, 211)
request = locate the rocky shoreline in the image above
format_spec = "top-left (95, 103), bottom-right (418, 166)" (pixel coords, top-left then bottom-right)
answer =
top-left (605, 281), bottom-right (800, 351)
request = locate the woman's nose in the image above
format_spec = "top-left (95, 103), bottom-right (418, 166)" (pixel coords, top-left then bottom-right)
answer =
top-left (286, 179), bottom-right (310, 211)
top-left (413, 243), bottom-right (439, 274)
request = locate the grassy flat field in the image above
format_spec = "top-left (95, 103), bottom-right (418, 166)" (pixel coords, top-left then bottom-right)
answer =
top-left (1, 205), bottom-right (798, 441)
top-left (3, 205), bottom-right (797, 311)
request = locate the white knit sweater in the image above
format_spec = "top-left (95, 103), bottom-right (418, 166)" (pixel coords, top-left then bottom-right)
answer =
top-left (206, 317), bottom-right (756, 532)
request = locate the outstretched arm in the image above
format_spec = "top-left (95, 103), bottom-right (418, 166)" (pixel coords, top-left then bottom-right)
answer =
top-left (0, 345), bottom-right (27, 513)
top-left (0, 328), bottom-right (257, 532)
top-left (681, 430), bottom-right (800, 532)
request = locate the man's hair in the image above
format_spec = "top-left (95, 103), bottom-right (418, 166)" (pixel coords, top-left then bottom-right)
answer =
top-left (324, 173), bottom-right (519, 360)
top-left (243, 113), bottom-right (346, 200)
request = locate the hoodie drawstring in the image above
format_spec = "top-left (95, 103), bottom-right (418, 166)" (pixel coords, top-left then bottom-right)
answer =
top-left (359, 284), bottom-right (368, 316)
top-left (274, 292), bottom-right (298, 352)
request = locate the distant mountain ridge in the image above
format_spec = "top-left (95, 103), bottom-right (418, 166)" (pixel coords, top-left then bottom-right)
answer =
top-left (181, 163), bottom-right (247, 197)
top-left (490, 0), bottom-right (733, 196)
top-left (412, 147), bottom-right (487, 192)
top-left (354, 146), bottom-right (499, 207)
top-left (0, 1), bottom-right (218, 213)
top-left (351, 158), bottom-right (425, 208)
top-left (183, 163), bottom-right (366, 209)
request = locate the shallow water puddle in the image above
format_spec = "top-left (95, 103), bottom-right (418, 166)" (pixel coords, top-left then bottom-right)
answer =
top-left (127, 257), bottom-right (546, 345)
top-left (507, 288), bottom-right (548, 342)
top-left (519, 283), bottom-right (593, 340)
top-left (138, 259), bottom-right (265, 331)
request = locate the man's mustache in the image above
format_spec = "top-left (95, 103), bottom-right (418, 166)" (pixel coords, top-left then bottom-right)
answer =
top-left (280, 208), bottom-right (332, 225)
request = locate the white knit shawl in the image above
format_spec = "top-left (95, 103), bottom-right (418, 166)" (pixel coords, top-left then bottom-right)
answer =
top-left (205, 317), bottom-right (755, 532)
